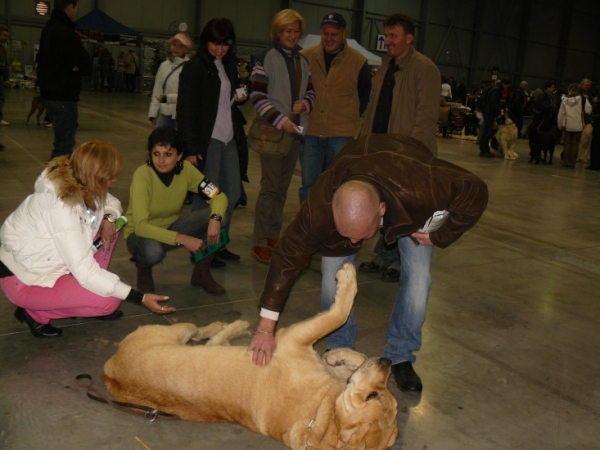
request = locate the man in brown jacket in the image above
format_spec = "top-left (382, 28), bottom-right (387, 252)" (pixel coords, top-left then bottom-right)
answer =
top-left (248, 134), bottom-right (488, 393)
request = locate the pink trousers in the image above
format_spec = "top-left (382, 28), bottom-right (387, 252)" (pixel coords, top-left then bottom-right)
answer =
top-left (0, 239), bottom-right (122, 324)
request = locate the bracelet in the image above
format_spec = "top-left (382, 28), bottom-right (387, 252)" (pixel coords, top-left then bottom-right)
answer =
top-left (255, 330), bottom-right (274, 335)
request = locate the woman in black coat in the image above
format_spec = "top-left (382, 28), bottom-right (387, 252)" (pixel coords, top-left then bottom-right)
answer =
top-left (177, 18), bottom-right (248, 263)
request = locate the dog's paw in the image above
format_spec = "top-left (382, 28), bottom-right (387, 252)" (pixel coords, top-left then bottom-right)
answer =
top-left (206, 320), bottom-right (251, 346)
top-left (335, 263), bottom-right (356, 286)
top-left (192, 321), bottom-right (228, 342)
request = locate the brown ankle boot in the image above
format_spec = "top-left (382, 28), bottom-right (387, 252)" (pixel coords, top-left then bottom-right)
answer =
top-left (191, 254), bottom-right (226, 295)
top-left (136, 264), bottom-right (155, 292)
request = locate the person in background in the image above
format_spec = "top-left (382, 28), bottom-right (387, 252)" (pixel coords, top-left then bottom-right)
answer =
top-left (177, 18), bottom-right (248, 267)
top-left (148, 32), bottom-right (191, 128)
top-left (115, 51), bottom-right (126, 92)
top-left (441, 76), bottom-right (452, 101)
top-left (299, 12), bottom-right (371, 204)
top-left (249, 9), bottom-right (314, 264)
top-left (479, 79), bottom-right (512, 157)
top-left (37, 0), bottom-right (93, 159)
top-left (0, 141), bottom-right (174, 339)
top-left (125, 49), bottom-right (140, 93)
top-left (0, 26), bottom-right (11, 127)
top-left (98, 47), bottom-right (114, 93)
top-left (557, 82), bottom-right (591, 168)
top-left (125, 126), bottom-right (229, 295)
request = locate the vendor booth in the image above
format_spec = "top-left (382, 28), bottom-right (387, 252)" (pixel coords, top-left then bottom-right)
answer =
top-left (74, 8), bottom-right (146, 92)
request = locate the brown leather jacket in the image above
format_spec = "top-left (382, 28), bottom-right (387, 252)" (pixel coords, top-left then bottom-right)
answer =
top-left (259, 134), bottom-right (488, 313)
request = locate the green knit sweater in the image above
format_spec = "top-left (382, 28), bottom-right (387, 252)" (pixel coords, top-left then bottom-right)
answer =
top-left (123, 161), bottom-right (228, 245)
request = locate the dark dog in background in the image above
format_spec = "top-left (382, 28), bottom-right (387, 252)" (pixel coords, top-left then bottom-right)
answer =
top-left (528, 120), bottom-right (556, 164)
top-left (26, 96), bottom-right (45, 125)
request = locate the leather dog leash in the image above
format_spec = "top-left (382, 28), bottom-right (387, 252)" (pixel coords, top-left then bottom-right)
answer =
top-left (75, 374), bottom-right (180, 422)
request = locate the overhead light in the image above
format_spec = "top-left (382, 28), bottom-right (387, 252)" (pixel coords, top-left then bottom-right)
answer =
top-left (35, 1), bottom-right (50, 16)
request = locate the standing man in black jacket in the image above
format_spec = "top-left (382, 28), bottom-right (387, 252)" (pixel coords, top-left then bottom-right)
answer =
top-left (478, 78), bottom-right (511, 157)
top-left (38, 0), bottom-right (92, 159)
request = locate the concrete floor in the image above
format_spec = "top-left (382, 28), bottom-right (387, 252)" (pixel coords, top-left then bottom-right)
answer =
top-left (0, 88), bottom-right (599, 450)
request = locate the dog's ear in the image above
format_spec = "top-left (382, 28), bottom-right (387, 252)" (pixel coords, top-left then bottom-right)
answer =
top-left (338, 422), bottom-right (371, 449)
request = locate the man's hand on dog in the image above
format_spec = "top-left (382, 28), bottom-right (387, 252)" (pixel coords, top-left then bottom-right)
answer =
top-left (249, 317), bottom-right (277, 366)
top-left (142, 294), bottom-right (176, 314)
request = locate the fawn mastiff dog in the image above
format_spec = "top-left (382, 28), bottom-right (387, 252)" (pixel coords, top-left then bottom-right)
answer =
top-left (497, 113), bottom-right (519, 160)
top-left (103, 264), bottom-right (399, 449)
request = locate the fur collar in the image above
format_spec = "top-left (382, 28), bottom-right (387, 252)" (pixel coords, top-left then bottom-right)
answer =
top-left (45, 156), bottom-right (86, 208)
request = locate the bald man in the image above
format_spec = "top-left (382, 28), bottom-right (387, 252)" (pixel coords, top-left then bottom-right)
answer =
top-left (249, 134), bottom-right (488, 393)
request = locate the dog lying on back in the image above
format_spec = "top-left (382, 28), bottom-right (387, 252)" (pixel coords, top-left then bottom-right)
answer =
top-left (26, 96), bottom-right (45, 125)
top-left (103, 264), bottom-right (399, 450)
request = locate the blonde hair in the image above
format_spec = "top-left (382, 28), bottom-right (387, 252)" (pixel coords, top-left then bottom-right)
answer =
top-left (70, 140), bottom-right (123, 209)
top-left (270, 9), bottom-right (306, 41)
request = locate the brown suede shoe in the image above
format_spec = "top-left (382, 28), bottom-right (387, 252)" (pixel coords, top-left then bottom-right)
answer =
top-left (251, 246), bottom-right (272, 264)
top-left (266, 238), bottom-right (279, 250)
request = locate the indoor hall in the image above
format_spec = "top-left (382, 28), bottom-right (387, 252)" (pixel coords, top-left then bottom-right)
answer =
top-left (0, 89), bottom-right (599, 449)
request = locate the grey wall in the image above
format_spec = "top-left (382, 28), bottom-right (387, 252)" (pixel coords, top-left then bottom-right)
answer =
top-left (1, 0), bottom-right (599, 90)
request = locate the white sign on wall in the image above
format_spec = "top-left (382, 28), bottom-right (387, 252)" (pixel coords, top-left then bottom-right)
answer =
top-left (376, 34), bottom-right (386, 52)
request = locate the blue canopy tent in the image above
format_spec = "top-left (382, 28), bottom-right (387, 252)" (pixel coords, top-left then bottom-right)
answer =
top-left (75, 8), bottom-right (141, 45)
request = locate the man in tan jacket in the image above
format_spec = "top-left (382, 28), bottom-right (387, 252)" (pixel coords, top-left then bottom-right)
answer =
top-left (299, 12), bottom-right (371, 203)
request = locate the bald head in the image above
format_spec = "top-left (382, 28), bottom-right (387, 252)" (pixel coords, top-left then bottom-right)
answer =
top-left (332, 180), bottom-right (385, 243)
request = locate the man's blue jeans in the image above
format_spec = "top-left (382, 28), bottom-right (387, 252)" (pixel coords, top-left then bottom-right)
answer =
top-left (45, 100), bottom-right (78, 159)
top-left (126, 209), bottom-right (212, 266)
top-left (372, 232), bottom-right (400, 270)
top-left (191, 138), bottom-right (240, 234)
top-left (299, 136), bottom-right (354, 203)
top-left (321, 235), bottom-right (433, 364)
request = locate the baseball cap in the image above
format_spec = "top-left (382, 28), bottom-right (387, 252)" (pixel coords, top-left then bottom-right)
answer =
top-left (169, 33), bottom-right (192, 49)
top-left (320, 13), bottom-right (346, 30)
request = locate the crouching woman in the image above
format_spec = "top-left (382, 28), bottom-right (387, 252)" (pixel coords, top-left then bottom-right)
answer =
top-left (124, 126), bottom-right (228, 295)
top-left (0, 141), bottom-right (173, 339)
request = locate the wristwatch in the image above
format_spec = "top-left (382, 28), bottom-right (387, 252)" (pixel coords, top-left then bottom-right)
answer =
top-left (103, 214), bottom-right (117, 223)
top-left (210, 213), bottom-right (223, 222)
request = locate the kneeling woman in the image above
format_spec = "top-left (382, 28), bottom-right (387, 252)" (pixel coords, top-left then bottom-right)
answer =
top-left (0, 141), bottom-right (173, 339)
top-left (125, 126), bottom-right (228, 295)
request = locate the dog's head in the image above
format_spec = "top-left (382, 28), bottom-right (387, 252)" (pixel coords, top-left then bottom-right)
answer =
top-left (334, 357), bottom-right (399, 449)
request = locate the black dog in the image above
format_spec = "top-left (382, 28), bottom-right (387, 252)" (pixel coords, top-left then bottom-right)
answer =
top-left (528, 120), bottom-right (557, 164)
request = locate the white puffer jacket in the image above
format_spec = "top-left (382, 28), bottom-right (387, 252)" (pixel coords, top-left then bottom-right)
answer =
top-left (557, 94), bottom-right (592, 132)
top-left (0, 157), bottom-right (131, 300)
top-left (148, 55), bottom-right (189, 120)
